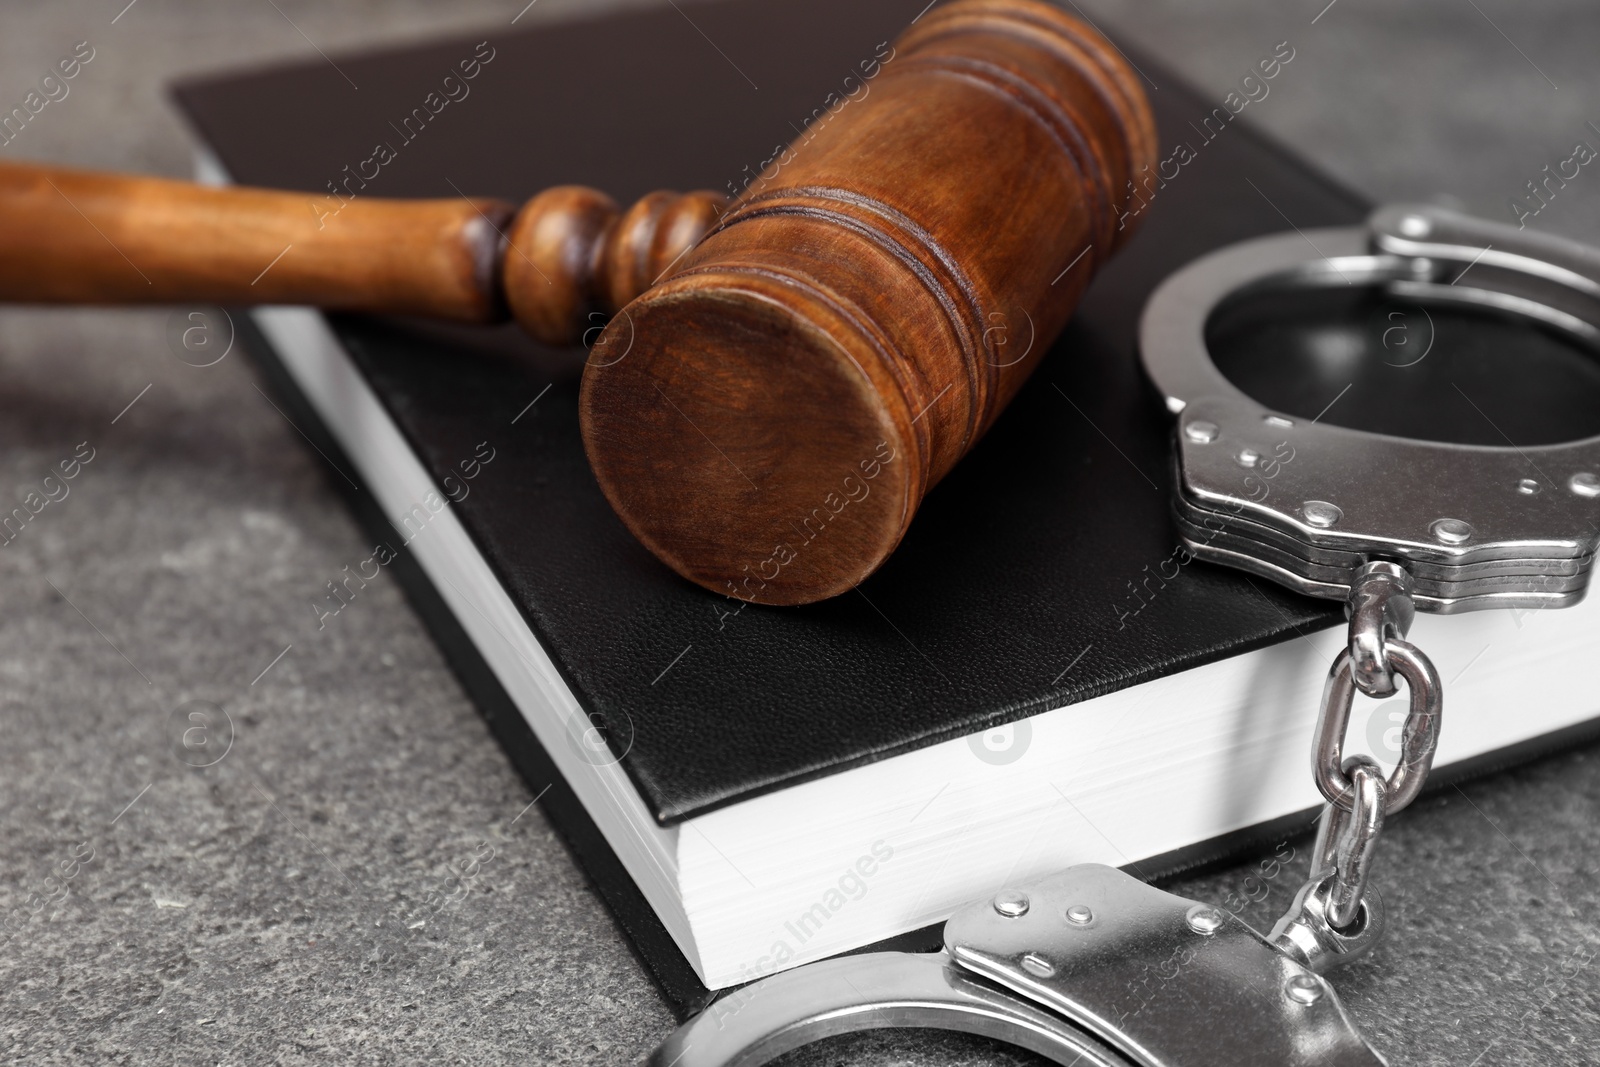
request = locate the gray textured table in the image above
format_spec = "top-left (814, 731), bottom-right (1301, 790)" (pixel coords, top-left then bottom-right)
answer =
top-left (2, 1), bottom-right (1598, 1064)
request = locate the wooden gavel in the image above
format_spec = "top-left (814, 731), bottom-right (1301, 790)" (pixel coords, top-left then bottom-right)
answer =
top-left (0, 0), bottom-right (1155, 605)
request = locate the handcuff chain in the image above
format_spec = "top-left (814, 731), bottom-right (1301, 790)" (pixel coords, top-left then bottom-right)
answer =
top-left (1277, 562), bottom-right (1442, 944)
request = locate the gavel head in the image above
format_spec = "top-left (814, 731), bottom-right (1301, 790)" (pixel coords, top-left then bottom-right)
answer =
top-left (580, 0), bottom-right (1157, 606)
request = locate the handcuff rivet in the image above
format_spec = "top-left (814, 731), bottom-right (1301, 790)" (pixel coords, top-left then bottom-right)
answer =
top-left (1430, 518), bottom-right (1473, 545)
top-left (1064, 904), bottom-right (1094, 926)
top-left (1185, 420), bottom-right (1219, 444)
top-left (992, 891), bottom-right (1030, 918)
top-left (1020, 953), bottom-right (1056, 978)
top-left (1518, 478), bottom-right (1540, 495)
top-left (1285, 973), bottom-right (1324, 1005)
top-left (1236, 447), bottom-right (1260, 468)
top-left (1569, 472), bottom-right (1600, 499)
top-left (1302, 501), bottom-right (1342, 528)
top-left (1185, 904), bottom-right (1225, 935)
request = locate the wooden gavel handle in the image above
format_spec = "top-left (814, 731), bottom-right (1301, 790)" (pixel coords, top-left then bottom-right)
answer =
top-left (0, 162), bottom-right (725, 344)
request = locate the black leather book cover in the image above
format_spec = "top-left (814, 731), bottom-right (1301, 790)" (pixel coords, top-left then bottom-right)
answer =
top-left (172, 0), bottom-right (1361, 1012)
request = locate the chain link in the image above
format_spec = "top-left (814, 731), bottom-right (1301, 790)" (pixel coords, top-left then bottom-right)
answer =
top-left (1314, 638), bottom-right (1442, 815)
top-left (1346, 561), bottom-right (1416, 698)
top-left (1312, 756), bottom-right (1387, 929)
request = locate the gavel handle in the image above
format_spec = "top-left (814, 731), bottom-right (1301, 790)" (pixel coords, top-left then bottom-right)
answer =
top-left (0, 161), bottom-right (725, 344)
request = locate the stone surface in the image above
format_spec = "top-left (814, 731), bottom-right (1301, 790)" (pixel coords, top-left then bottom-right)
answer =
top-left (1, 1), bottom-right (1598, 1064)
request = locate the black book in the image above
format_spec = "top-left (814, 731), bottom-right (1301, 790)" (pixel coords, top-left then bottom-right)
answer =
top-left (172, 0), bottom-right (1600, 1017)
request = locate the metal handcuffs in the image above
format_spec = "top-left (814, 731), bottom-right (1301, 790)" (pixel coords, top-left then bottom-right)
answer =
top-left (642, 204), bottom-right (1600, 1066)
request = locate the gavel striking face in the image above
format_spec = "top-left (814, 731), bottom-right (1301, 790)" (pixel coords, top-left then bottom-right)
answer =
top-left (0, 0), bottom-right (1155, 605)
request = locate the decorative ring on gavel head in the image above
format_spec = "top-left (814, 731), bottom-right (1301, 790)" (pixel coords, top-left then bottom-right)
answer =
top-left (500, 185), bottom-right (729, 346)
top-left (580, 0), bottom-right (1158, 606)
